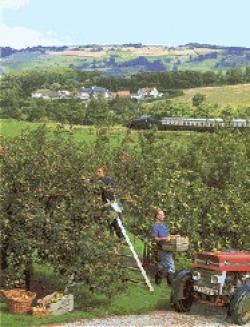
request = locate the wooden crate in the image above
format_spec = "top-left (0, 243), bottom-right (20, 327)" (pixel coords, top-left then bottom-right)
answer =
top-left (32, 307), bottom-right (50, 318)
top-left (48, 294), bottom-right (74, 315)
top-left (161, 235), bottom-right (189, 252)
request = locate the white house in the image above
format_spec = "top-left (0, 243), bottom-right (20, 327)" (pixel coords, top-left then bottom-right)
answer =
top-left (31, 89), bottom-right (59, 100)
top-left (58, 90), bottom-right (71, 99)
top-left (136, 87), bottom-right (163, 99)
top-left (77, 86), bottom-right (113, 100)
top-left (149, 87), bottom-right (163, 98)
top-left (131, 94), bottom-right (144, 100)
top-left (91, 86), bottom-right (112, 99)
top-left (76, 87), bottom-right (92, 100)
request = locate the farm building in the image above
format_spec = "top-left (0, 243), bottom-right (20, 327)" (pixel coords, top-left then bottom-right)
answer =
top-left (116, 90), bottom-right (131, 98)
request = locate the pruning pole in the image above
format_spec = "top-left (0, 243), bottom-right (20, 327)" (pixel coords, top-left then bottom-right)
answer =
top-left (116, 216), bottom-right (154, 292)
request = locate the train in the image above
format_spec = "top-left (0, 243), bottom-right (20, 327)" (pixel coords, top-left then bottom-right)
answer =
top-left (128, 115), bottom-right (250, 131)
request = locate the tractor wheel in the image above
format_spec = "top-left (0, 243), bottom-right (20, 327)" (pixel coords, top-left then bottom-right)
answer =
top-left (172, 270), bottom-right (193, 312)
top-left (230, 284), bottom-right (250, 325)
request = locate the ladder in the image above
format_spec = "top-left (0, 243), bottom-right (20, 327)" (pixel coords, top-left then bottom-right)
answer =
top-left (109, 200), bottom-right (154, 292)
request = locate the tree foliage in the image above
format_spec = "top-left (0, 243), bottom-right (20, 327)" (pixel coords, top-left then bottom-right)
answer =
top-left (1, 127), bottom-right (125, 295)
top-left (112, 129), bottom-right (250, 252)
top-left (1, 123), bottom-right (249, 292)
top-left (192, 93), bottom-right (206, 107)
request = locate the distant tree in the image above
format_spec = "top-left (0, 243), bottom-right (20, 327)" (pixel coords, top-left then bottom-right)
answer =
top-left (192, 93), bottom-right (206, 107)
top-left (245, 66), bottom-right (250, 82)
top-left (225, 68), bottom-right (244, 84)
top-left (221, 106), bottom-right (234, 121)
top-left (50, 82), bottom-right (62, 91)
top-left (85, 99), bottom-right (110, 125)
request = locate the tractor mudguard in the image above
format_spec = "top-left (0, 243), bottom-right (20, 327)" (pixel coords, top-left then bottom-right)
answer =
top-left (172, 269), bottom-right (192, 303)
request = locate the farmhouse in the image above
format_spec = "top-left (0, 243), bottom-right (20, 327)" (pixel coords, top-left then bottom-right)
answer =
top-left (131, 87), bottom-right (163, 100)
top-left (91, 86), bottom-right (112, 99)
top-left (137, 87), bottom-right (163, 99)
top-left (31, 89), bottom-right (59, 100)
top-left (77, 86), bottom-right (113, 100)
top-left (32, 89), bottom-right (71, 100)
top-left (58, 90), bottom-right (71, 99)
top-left (116, 90), bottom-right (131, 98)
top-left (77, 87), bottom-right (92, 100)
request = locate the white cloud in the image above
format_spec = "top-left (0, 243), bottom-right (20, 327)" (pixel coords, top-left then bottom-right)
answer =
top-left (0, 0), bottom-right (30, 10)
top-left (0, 22), bottom-right (66, 48)
top-left (0, 0), bottom-right (69, 48)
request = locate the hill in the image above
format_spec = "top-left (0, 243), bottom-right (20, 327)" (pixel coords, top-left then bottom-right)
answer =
top-left (1, 43), bottom-right (250, 76)
top-left (180, 83), bottom-right (250, 107)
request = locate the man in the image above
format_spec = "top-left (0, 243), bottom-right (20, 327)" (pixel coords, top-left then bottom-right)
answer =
top-left (96, 167), bottom-right (123, 239)
top-left (83, 166), bottom-right (115, 202)
top-left (96, 167), bottom-right (114, 203)
top-left (150, 209), bottom-right (175, 285)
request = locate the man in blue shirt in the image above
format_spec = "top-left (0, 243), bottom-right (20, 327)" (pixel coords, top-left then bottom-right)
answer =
top-left (150, 209), bottom-right (175, 285)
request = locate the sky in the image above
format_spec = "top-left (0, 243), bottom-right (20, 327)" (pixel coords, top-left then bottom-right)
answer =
top-left (0, 0), bottom-right (250, 49)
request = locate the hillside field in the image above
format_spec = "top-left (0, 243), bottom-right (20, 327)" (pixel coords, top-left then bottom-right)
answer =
top-left (180, 83), bottom-right (250, 107)
top-left (2, 44), bottom-right (250, 75)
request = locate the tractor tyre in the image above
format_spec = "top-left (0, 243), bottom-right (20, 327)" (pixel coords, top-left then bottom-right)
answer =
top-left (230, 284), bottom-right (250, 325)
top-left (171, 270), bottom-right (193, 313)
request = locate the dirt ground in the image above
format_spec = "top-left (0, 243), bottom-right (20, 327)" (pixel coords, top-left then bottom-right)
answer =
top-left (50, 304), bottom-right (249, 327)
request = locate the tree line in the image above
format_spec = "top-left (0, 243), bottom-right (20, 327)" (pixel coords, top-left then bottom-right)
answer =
top-left (1, 67), bottom-right (250, 125)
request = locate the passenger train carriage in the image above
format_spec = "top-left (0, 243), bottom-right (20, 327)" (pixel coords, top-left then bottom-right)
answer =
top-left (128, 116), bottom-right (249, 131)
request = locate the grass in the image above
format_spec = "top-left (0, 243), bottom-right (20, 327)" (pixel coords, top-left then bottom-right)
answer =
top-left (180, 58), bottom-right (221, 72)
top-left (0, 119), bottom-right (126, 146)
top-left (111, 50), bottom-right (137, 63)
top-left (0, 119), bottom-right (209, 158)
top-left (1, 119), bottom-right (43, 138)
top-left (180, 83), bottom-right (250, 107)
top-left (0, 53), bottom-right (87, 73)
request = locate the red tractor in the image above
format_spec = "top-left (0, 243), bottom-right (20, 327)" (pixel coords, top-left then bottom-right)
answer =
top-left (171, 251), bottom-right (250, 325)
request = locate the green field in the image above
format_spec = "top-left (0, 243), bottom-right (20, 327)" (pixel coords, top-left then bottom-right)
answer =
top-left (0, 119), bottom-right (94, 140)
top-left (0, 119), bottom-right (127, 145)
top-left (0, 119), bottom-right (200, 146)
top-left (0, 53), bottom-right (88, 73)
top-left (180, 83), bottom-right (250, 107)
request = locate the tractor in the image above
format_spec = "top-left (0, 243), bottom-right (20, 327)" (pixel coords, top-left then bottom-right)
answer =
top-left (171, 251), bottom-right (250, 325)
